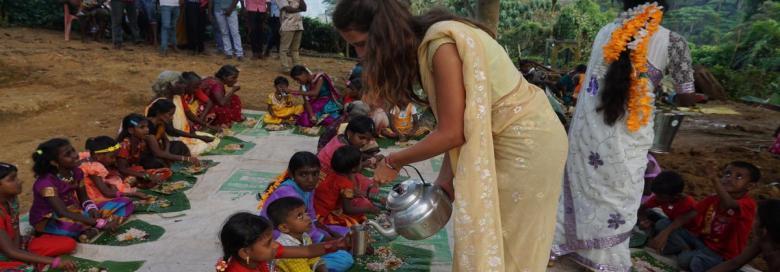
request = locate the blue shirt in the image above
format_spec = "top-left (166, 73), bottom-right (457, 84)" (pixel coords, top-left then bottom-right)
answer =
top-left (212, 0), bottom-right (235, 11)
top-left (269, 0), bottom-right (280, 17)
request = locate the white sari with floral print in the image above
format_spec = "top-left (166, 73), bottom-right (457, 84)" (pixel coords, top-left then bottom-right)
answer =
top-left (551, 20), bottom-right (695, 272)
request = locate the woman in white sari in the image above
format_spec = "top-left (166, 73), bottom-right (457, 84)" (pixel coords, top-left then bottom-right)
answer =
top-left (550, 1), bottom-right (698, 270)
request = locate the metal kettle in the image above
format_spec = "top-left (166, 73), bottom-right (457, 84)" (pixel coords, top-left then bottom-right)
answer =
top-left (365, 166), bottom-right (452, 240)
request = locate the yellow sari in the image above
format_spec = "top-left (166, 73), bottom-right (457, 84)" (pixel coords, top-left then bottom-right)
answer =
top-left (418, 21), bottom-right (568, 271)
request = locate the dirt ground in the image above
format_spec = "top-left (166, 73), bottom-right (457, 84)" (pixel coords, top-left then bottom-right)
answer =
top-left (0, 27), bottom-right (356, 209)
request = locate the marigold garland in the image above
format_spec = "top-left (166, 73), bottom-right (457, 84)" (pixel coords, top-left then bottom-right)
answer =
top-left (602, 3), bottom-right (664, 132)
top-left (256, 170), bottom-right (289, 211)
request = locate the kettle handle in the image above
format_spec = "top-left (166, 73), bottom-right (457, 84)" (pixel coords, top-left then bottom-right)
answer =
top-left (400, 164), bottom-right (427, 185)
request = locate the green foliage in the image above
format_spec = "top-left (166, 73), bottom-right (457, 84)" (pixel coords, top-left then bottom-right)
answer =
top-left (709, 65), bottom-right (780, 99)
top-left (4, 0), bottom-right (62, 28)
top-left (301, 17), bottom-right (344, 54)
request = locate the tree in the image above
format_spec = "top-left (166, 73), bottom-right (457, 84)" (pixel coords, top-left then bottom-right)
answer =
top-left (477, 0), bottom-right (500, 34)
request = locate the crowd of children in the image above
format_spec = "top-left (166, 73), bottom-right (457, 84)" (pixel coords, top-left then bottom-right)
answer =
top-left (636, 160), bottom-right (779, 272)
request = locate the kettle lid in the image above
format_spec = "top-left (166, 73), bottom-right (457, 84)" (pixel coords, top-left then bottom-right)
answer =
top-left (386, 179), bottom-right (425, 210)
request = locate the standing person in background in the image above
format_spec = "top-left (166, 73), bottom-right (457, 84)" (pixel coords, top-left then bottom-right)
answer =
top-left (184, 0), bottom-right (208, 54)
top-left (136, 0), bottom-right (158, 46)
top-left (210, 0), bottom-right (244, 60)
top-left (159, 0), bottom-right (181, 56)
top-left (276, 0), bottom-right (305, 71)
top-left (242, 0), bottom-right (269, 60)
top-left (109, 0), bottom-right (142, 49)
top-left (264, 0), bottom-right (281, 58)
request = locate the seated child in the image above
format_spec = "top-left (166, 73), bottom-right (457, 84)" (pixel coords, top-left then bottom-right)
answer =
top-left (0, 163), bottom-right (77, 271)
top-left (315, 146), bottom-right (381, 228)
top-left (675, 161), bottom-right (760, 272)
top-left (259, 152), bottom-right (349, 240)
top-left (639, 171), bottom-right (700, 254)
top-left (258, 153), bottom-right (354, 271)
top-left (146, 98), bottom-right (213, 158)
top-left (382, 99), bottom-right (429, 142)
top-left (342, 77), bottom-right (363, 105)
top-left (115, 113), bottom-right (177, 188)
top-left (318, 115), bottom-right (376, 177)
top-left (268, 197), bottom-right (350, 272)
top-left (317, 101), bottom-right (370, 152)
top-left (81, 136), bottom-right (150, 203)
top-left (29, 139), bottom-right (133, 242)
top-left (288, 65), bottom-right (342, 128)
top-left (708, 199), bottom-right (780, 272)
top-left (216, 212), bottom-right (349, 272)
top-left (264, 76), bottom-right (305, 130)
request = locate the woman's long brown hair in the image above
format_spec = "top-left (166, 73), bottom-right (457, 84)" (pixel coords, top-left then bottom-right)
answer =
top-left (333, 0), bottom-right (493, 108)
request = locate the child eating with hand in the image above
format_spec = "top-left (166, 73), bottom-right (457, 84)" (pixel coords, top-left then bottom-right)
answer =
top-left (675, 161), bottom-right (760, 272)
top-left (264, 77), bottom-right (304, 130)
top-left (638, 171), bottom-right (699, 254)
top-left (315, 146), bottom-right (381, 228)
top-left (0, 163), bottom-right (77, 271)
top-left (216, 212), bottom-right (349, 272)
top-left (268, 197), bottom-right (333, 272)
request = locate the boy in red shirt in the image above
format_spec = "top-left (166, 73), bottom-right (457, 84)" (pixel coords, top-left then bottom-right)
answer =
top-left (639, 171), bottom-right (700, 254)
top-left (677, 161), bottom-right (760, 272)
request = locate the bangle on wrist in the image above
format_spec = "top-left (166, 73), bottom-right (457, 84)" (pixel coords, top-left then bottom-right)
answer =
top-left (385, 155), bottom-right (399, 171)
top-left (95, 218), bottom-right (107, 229)
top-left (51, 257), bottom-right (62, 268)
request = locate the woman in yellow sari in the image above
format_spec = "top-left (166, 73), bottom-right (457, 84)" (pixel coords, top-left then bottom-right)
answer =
top-left (333, 1), bottom-right (568, 271)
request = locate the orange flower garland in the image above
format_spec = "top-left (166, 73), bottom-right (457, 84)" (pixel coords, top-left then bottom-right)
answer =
top-left (256, 170), bottom-right (289, 211)
top-left (602, 3), bottom-right (664, 132)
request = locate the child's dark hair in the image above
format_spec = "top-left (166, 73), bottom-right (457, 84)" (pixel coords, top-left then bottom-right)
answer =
top-left (758, 200), bottom-right (780, 244)
top-left (32, 138), bottom-right (71, 177)
top-left (345, 115), bottom-right (375, 136)
top-left (288, 152), bottom-right (320, 175)
top-left (85, 136), bottom-right (118, 154)
top-left (219, 212), bottom-right (273, 262)
top-left (181, 71), bottom-right (202, 84)
top-left (650, 171), bottom-right (685, 196)
top-left (267, 197), bottom-right (306, 228)
top-left (574, 64), bottom-right (587, 73)
top-left (348, 77), bottom-right (363, 92)
top-left (274, 76), bottom-right (289, 86)
top-left (118, 113), bottom-right (148, 141)
top-left (215, 65), bottom-right (240, 80)
top-left (147, 99), bottom-right (176, 117)
top-left (289, 65), bottom-right (309, 78)
top-left (331, 145), bottom-right (363, 174)
top-left (0, 163), bottom-right (17, 180)
top-left (729, 161), bottom-right (761, 183)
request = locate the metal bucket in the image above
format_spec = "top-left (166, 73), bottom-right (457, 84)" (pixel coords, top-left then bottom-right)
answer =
top-left (650, 111), bottom-right (685, 154)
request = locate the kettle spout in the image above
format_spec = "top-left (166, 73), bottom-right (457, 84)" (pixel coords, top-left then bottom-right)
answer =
top-left (366, 219), bottom-right (398, 240)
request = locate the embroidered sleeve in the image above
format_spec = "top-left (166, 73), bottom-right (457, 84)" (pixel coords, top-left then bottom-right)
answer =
top-left (41, 187), bottom-right (57, 197)
top-left (667, 32), bottom-right (695, 94)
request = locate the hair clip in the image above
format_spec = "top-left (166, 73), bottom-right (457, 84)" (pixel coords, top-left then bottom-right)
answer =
top-left (35, 150), bottom-right (43, 155)
top-left (130, 120), bottom-right (139, 126)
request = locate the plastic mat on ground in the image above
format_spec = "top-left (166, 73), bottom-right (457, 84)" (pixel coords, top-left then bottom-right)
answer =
top-left (202, 136), bottom-right (256, 155)
top-left (91, 220), bottom-right (165, 246)
top-left (133, 191), bottom-right (190, 214)
top-left (50, 256), bottom-right (145, 272)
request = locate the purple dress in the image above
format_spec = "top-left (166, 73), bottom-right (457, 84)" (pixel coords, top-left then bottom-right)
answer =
top-left (30, 168), bottom-right (134, 238)
top-left (259, 179), bottom-right (349, 242)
